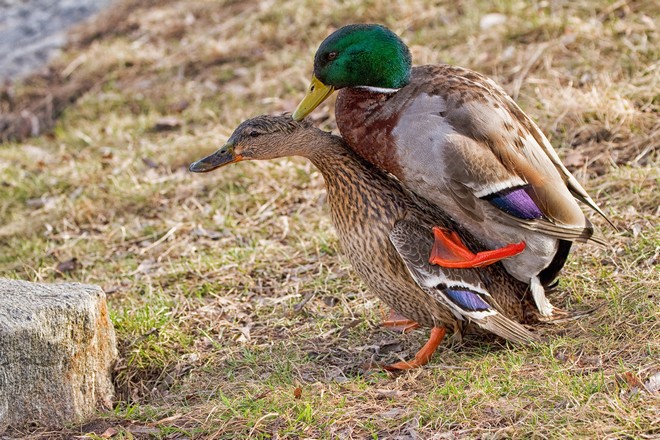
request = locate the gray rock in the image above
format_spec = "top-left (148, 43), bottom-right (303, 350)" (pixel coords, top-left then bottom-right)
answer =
top-left (0, 278), bottom-right (117, 431)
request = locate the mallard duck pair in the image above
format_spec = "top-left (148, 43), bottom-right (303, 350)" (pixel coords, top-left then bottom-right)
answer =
top-left (191, 114), bottom-right (539, 370)
top-left (190, 24), bottom-right (610, 369)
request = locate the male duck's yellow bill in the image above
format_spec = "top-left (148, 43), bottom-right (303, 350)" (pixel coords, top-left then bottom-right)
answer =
top-left (292, 75), bottom-right (335, 121)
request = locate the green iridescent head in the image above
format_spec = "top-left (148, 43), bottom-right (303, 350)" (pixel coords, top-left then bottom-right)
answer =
top-left (313, 24), bottom-right (412, 89)
top-left (293, 24), bottom-right (412, 121)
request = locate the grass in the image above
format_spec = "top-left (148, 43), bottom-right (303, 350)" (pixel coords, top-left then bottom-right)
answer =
top-left (0, 0), bottom-right (658, 438)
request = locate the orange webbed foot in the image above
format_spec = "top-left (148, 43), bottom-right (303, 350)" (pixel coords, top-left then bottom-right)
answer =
top-left (383, 327), bottom-right (446, 371)
top-left (429, 227), bottom-right (525, 268)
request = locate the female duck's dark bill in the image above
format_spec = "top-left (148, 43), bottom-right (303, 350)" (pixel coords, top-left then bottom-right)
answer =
top-left (189, 143), bottom-right (242, 173)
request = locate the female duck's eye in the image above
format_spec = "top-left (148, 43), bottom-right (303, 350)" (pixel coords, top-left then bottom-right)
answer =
top-left (327, 51), bottom-right (338, 61)
top-left (249, 131), bottom-right (260, 137)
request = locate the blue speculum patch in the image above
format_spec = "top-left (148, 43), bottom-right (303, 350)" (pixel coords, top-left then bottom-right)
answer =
top-left (483, 186), bottom-right (543, 220)
top-left (444, 288), bottom-right (491, 312)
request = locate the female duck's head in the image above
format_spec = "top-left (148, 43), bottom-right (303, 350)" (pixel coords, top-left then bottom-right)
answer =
top-left (293, 24), bottom-right (412, 121)
top-left (188, 115), bottom-right (317, 173)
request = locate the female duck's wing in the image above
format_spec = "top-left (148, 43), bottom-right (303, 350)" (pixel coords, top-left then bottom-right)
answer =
top-left (396, 65), bottom-right (612, 242)
top-left (389, 220), bottom-right (539, 344)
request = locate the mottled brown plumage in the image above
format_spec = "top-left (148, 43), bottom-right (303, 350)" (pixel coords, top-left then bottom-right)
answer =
top-left (190, 115), bottom-right (542, 347)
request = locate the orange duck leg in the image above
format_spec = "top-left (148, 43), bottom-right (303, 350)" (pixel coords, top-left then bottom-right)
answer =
top-left (429, 227), bottom-right (525, 268)
top-left (383, 327), bottom-right (447, 371)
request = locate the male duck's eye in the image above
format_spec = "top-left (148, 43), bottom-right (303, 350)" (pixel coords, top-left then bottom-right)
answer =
top-left (327, 51), bottom-right (338, 61)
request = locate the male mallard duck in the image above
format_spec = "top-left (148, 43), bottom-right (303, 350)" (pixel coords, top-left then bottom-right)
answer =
top-left (292, 24), bottom-right (613, 317)
top-left (190, 114), bottom-right (540, 370)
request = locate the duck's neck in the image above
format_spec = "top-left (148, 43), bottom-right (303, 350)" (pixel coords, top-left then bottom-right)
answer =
top-left (297, 130), bottom-right (408, 240)
top-left (300, 131), bottom-right (385, 191)
top-left (293, 130), bottom-right (405, 212)
top-left (302, 133), bottom-right (358, 175)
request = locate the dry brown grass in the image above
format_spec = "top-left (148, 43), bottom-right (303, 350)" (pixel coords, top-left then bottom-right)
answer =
top-left (0, 0), bottom-right (658, 438)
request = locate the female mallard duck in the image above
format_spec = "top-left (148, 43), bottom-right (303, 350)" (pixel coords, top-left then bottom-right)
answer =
top-left (292, 24), bottom-right (613, 317)
top-left (190, 114), bottom-right (541, 370)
